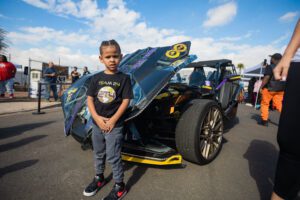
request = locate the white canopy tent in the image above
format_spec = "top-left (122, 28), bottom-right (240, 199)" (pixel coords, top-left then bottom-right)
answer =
top-left (243, 63), bottom-right (265, 77)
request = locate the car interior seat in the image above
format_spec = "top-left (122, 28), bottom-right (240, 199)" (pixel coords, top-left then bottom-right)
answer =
top-left (189, 68), bottom-right (206, 86)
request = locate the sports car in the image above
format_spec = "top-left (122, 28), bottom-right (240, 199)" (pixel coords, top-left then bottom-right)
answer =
top-left (61, 41), bottom-right (242, 165)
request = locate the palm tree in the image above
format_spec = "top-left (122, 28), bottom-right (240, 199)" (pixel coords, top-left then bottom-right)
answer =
top-left (237, 63), bottom-right (245, 74)
top-left (0, 28), bottom-right (9, 53)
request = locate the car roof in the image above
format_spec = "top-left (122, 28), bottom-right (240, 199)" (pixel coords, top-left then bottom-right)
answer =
top-left (186, 59), bottom-right (233, 68)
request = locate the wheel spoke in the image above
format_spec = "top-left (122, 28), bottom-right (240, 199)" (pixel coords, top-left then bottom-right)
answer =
top-left (202, 125), bottom-right (210, 130)
top-left (204, 143), bottom-right (211, 159)
top-left (212, 131), bottom-right (222, 137)
top-left (200, 134), bottom-right (209, 139)
top-left (213, 120), bottom-right (222, 131)
top-left (201, 140), bottom-right (207, 156)
top-left (211, 110), bottom-right (217, 127)
top-left (206, 109), bottom-right (212, 125)
top-left (213, 141), bottom-right (219, 149)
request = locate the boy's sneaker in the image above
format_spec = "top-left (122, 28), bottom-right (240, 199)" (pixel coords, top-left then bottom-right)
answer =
top-left (0, 94), bottom-right (4, 98)
top-left (102, 183), bottom-right (127, 200)
top-left (83, 175), bottom-right (106, 197)
top-left (9, 94), bottom-right (14, 99)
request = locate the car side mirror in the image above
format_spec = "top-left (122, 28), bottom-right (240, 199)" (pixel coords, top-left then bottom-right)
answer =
top-left (226, 74), bottom-right (241, 82)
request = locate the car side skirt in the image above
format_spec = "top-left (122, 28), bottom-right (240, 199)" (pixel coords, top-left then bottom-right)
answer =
top-left (121, 153), bottom-right (182, 165)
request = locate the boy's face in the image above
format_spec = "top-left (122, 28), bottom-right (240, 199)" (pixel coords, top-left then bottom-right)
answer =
top-left (99, 46), bottom-right (122, 73)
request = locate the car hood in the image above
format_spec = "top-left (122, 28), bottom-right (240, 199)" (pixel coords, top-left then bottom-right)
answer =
top-left (61, 41), bottom-right (196, 135)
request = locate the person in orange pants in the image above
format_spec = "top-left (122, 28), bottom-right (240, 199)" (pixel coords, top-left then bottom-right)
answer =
top-left (260, 88), bottom-right (284, 121)
top-left (259, 53), bottom-right (285, 126)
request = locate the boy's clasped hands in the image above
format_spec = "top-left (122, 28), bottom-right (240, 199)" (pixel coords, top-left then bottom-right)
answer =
top-left (95, 115), bottom-right (116, 133)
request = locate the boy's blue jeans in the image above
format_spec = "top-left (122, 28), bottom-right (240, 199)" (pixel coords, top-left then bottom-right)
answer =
top-left (92, 123), bottom-right (124, 183)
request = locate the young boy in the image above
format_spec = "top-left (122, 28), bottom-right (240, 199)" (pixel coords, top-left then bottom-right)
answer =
top-left (84, 40), bottom-right (133, 200)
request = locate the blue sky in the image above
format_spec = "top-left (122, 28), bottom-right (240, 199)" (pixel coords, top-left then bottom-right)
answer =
top-left (0, 0), bottom-right (299, 70)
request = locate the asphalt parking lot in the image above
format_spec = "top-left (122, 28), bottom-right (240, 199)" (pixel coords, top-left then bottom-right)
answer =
top-left (0, 105), bottom-right (284, 200)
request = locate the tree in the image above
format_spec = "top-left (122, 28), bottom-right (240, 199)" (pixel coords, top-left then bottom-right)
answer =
top-left (237, 63), bottom-right (245, 74)
top-left (0, 28), bottom-right (9, 53)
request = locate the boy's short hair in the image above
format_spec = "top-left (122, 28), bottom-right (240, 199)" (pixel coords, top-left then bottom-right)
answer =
top-left (99, 40), bottom-right (121, 55)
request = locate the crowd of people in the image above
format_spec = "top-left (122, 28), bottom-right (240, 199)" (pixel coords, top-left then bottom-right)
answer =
top-left (43, 64), bottom-right (91, 101)
top-left (0, 54), bottom-right (91, 101)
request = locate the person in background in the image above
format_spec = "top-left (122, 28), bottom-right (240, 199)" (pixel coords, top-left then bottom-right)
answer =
top-left (189, 67), bottom-right (206, 86)
top-left (271, 19), bottom-right (300, 200)
top-left (43, 61), bottom-right (58, 102)
top-left (259, 53), bottom-right (285, 126)
top-left (71, 67), bottom-right (81, 83)
top-left (83, 66), bottom-right (91, 76)
top-left (0, 55), bottom-right (16, 98)
top-left (246, 77), bottom-right (256, 107)
top-left (253, 78), bottom-right (262, 108)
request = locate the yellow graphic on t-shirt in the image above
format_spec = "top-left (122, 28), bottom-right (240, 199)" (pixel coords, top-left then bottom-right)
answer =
top-left (97, 86), bottom-right (116, 103)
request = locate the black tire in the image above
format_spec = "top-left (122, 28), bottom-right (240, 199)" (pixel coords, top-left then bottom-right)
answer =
top-left (175, 99), bottom-right (224, 165)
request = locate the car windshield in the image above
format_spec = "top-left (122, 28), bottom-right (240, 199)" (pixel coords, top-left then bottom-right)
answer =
top-left (174, 67), bottom-right (217, 86)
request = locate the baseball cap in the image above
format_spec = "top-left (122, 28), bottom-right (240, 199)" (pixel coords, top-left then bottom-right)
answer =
top-left (269, 53), bottom-right (282, 60)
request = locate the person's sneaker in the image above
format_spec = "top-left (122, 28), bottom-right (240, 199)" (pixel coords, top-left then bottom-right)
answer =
top-left (83, 175), bottom-right (106, 197)
top-left (102, 183), bottom-right (127, 200)
top-left (0, 94), bottom-right (4, 98)
top-left (9, 94), bottom-right (14, 99)
top-left (258, 119), bottom-right (268, 126)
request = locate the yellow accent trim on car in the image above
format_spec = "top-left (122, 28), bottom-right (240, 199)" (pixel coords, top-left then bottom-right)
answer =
top-left (155, 92), bottom-right (170, 100)
top-left (173, 44), bottom-right (187, 52)
top-left (170, 106), bottom-right (175, 114)
top-left (165, 43), bottom-right (187, 59)
top-left (229, 76), bottom-right (241, 80)
top-left (165, 49), bottom-right (180, 58)
top-left (201, 85), bottom-right (212, 90)
top-left (121, 154), bottom-right (182, 165)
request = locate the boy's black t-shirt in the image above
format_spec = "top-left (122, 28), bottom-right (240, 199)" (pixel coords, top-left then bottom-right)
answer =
top-left (86, 71), bottom-right (133, 127)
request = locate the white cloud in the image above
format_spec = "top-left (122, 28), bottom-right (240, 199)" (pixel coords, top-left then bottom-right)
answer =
top-left (22, 0), bottom-right (101, 19)
top-left (22, 0), bottom-right (52, 10)
top-left (220, 32), bottom-right (252, 42)
top-left (271, 32), bottom-right (291, 45)
top-left (279, 11), bottom-right (299, 22)
top-left (11, 0), bottom-right (283, 71)
top-left (203, 2), bottom-right (237, 28)
top-left (0, 13), bottom-right (10, 19)
top-left (8, 26), bottom-right (97, 47)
